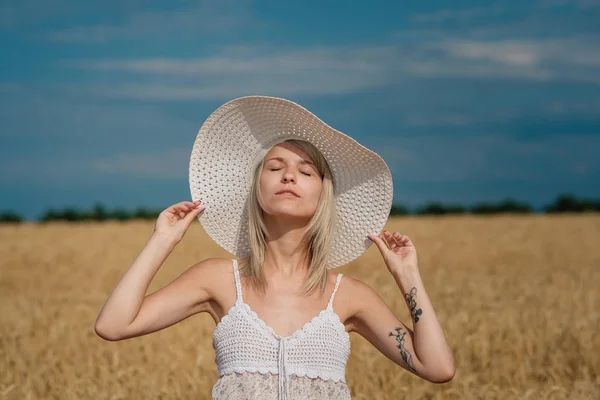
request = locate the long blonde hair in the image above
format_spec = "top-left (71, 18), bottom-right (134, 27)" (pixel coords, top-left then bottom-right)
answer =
top-left (239, 139), bottom-right (337, 298)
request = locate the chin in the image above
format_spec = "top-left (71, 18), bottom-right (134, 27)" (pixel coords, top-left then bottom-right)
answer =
top-left (265, 207), bottom-right (312, 220)
top-left (271, 211), bottom-right (309, 219)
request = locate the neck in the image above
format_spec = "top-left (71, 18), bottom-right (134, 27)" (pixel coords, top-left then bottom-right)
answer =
top-left (262, 214), bottom-right (311, 279)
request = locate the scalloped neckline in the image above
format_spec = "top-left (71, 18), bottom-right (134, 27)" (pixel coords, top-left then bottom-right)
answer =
top-left (239, 300), bottom-right (336, 340)
top-left (213, 265), bottom-right (348, 341)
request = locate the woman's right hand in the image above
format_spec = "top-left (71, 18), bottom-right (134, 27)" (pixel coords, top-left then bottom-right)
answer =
top-left (153, 200), bottom-right (205, 244)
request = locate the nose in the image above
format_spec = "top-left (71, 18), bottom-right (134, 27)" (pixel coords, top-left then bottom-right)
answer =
top-left (282, 170), bottom-right (295, 183)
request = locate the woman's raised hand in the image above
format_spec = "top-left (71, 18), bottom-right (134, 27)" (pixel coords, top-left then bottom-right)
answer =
top-left (153, 200), bottom-right (205, 244)
top-left (368, 231), bottom-right (419, 276)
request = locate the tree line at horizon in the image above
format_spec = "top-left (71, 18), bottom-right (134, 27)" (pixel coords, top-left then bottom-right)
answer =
top-left (0, 193), bottom-right (599, 223)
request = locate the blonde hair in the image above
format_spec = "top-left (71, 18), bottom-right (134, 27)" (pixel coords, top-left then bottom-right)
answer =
top-left (240, 139), bottom-right (337, 298)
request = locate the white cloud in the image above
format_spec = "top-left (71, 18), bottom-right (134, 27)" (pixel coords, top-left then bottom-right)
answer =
top-left (401, 37), bottom-right (600, 84)
top-left (435, 38), bottom-right (600, 68)
top-left (46, 1), bottom-right (258, 42)
top-left (69, 48), bottom-right (387, 75)
top-left (93, 78), bottom-right (381, 100)
top-left (61, 46), bottom-right (393, 99)
top-left (413, 1), bottom-right (600, 26)
top-left (413, 4), bottom-right (506, 24)
top-left (1, 0), bottom-right (258, 41)
top-left (409, 2), bottom-right (600, 42)
top-left (57, 35), bottom-right (600, 101)
top-left (435, 40), bottom-right (539, 66)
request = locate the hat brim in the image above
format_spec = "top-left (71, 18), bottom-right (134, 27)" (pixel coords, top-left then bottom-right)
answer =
top-left (189, 95), bottom-right (393, 269)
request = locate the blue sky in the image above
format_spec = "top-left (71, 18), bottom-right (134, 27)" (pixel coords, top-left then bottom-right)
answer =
top-left (1, 0), bottom-right (599, 220)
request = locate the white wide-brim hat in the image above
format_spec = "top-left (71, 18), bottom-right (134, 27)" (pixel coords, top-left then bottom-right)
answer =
top-left (189, 95), bottom-right (393, 269)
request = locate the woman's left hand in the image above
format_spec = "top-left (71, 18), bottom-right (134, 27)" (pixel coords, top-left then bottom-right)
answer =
top-left (368, 231), bottom-right (419, 276)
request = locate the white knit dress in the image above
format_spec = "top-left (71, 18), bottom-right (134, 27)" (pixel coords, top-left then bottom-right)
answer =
top-left (212, 259), bottom-right (352, 399)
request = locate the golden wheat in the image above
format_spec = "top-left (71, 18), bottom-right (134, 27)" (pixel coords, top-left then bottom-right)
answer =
top-left (1, 214), bottom-right (598, 399)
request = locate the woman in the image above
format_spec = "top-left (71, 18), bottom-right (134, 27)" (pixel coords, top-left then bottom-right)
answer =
top-left (95, 96), bottom-right (455, 399)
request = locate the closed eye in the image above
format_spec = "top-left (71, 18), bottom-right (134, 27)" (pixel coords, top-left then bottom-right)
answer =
top-left (270, 168), bottom-right (311, 176)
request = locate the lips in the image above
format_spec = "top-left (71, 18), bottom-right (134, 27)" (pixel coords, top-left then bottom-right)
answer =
top-left (276, 189), bottom-right (300, 197)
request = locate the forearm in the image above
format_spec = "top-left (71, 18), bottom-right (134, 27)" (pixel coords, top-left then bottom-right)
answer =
top-left (95, 233), bottom-right (177, 334)
top-left (391, 267), bottom-right (454, 378)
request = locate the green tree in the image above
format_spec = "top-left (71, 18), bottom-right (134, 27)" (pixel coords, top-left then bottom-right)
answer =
top-left (544, 194), bottom-right (600, 213)
top-left (0, 211), bottom-right (23, 223)
top-left (416, 202), bottom-right (467, 215)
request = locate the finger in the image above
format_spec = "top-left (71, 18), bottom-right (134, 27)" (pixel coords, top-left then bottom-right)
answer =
top-left (176, 204), bottom-right (190, 212)
top-left (392, 232), bottom-right (405, 246)
top-left (388, 232), bottom-right (401, 248)
top-left (165, 206), bottom-right (179, 215)
top-left (394, 232), bottom-right (414, 247)
top-left (186, 201), bottom-right (200, 208)
top-left (175, 202), bottom-right (194, 211)
top-left (368, 233), bottom-right (390, 253)
top-left (177, 203), bottom-right (201, 217)
top-left (383, 231), bottom-right (396, 249)
top-left (185, 205), bottom-right (205, 221)
top-left (169, 204), bottom-right (183, 213)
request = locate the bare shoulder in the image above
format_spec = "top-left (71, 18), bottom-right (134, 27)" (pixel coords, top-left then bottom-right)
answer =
top-left (185, 257), bottom-right (234, 297)
top-left (187, 257), bottom-right (237, 323)
top-left (335, 274), bottom-right (382, 332)
top-left (187, 257), bottom-right (232, 273)
top-left (337, 275), bottom-right (379, 307)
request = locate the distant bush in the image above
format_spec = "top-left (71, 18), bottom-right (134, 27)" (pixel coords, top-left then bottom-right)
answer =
top-left (40, 208), bottom-right (84, 222)
top-left (390, 204), bottom-right (410, 216)
top-left (543, 194), bottom-right (600, 213)
top-left (89, 203), bottom-right (108, 221)
top-left (471, 198), bottom-right (532, 214)
top-left (0, 210), bottom-right (23, 223)
top-left (2, 194), bottom-right (599, 224)
top-left (37, 203), bottom-right (163, 223)
top-left (416, 202), bottom-right (467, 215)
top-left (132, 207), bottom-right (161, 220)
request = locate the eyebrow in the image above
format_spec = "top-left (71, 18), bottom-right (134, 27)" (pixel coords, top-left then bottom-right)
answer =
top-left (265, 157), bottom-right (315, 166)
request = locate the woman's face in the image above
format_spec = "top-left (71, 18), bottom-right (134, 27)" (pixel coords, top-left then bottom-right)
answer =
top-left (259, 142), bottom-right (322, 221)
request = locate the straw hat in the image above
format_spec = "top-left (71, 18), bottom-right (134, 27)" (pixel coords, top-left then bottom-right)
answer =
top-left (189, 95), bottom-right (393, 269)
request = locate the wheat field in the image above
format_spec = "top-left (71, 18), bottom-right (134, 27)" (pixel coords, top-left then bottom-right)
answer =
top-left (1, 214), bottom-right (599, 399)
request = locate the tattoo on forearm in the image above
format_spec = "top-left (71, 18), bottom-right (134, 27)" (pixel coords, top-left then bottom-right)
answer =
top-left (389, 327), bottom-right (416, 373)
top-left (405, 287), bottom-right (422, 323)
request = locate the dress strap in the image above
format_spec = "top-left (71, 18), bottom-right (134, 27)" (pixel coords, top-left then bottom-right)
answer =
top-left (327, 273), bottom-right (343, 311)
top-left (232, 259), bottom-right (243, 304)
